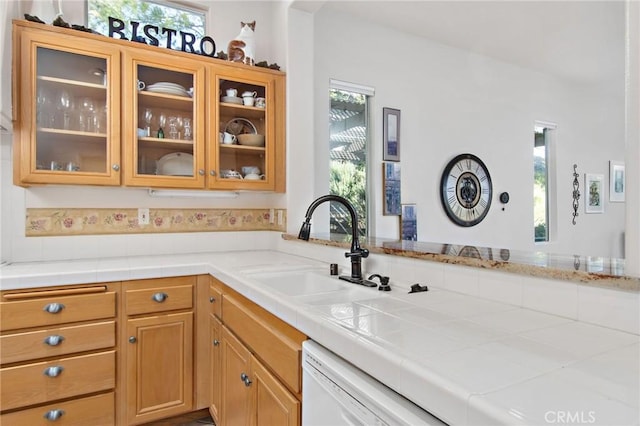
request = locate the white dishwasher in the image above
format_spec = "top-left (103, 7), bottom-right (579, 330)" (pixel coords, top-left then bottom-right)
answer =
top-left (302, 340), bottom-right (446, 426)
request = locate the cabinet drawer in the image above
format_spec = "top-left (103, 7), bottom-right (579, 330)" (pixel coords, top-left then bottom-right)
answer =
top-left (0, 392), bottom-right (114, 425)
top-left (125, 280), bottom-right (194, 315)
top-left (223, 294), bottom-right (305, 394)
top-left (0, 350), bottom-right (115, 411)
top-left (0, 321), bottom-right (115, 364)
top-left (0, 289), bottom-right (115, 331)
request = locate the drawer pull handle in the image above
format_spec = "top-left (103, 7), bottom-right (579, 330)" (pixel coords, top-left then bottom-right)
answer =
top-left (44, 335), bottom-right (65, 346)
top-left (43, 366), bottom-right (64, 377)
top-left (209, 296), bottom-right (216, 303)
top-left (43, 303), bottom-right (65, 314)
top-left (151, 292), bottom-right (168, 303)
top-left (43, 409), bottom-right (65, 421)
top-left (213, 339), bottom-right (220, 346)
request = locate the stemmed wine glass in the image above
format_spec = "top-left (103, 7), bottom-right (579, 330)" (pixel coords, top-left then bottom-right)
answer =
top-left (58, 90), bottom-right (72, 130)
top-left (143, 108), bottom-right (153, 136)
top-left (36, 86), bottom-right (51, 127)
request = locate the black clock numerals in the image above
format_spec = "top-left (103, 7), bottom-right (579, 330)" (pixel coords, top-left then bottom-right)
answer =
top-left (440, 153), bottom-right (493, 227)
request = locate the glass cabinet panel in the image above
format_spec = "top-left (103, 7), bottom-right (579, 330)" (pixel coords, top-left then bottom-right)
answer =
top-left (124, 52), bottom-right (205, 188)
top-left (34, 47), bottom-right (110, 175)
top-left (215, 77), bottom-right (270, 187)
top-left (135, 65), bottom-right (195, 176)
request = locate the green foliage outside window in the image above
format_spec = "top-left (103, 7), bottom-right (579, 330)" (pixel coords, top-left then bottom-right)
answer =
top-left (87, 0), bottom-right (205, 49)
top-left (330, 161), bottom-right (367, 236)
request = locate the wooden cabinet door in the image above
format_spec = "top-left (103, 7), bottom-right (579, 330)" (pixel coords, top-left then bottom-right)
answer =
top-left (207, 67), bottom-right (285, 192)
top-left (221, 325), bottom-right (252, 426)
top-left (209, 314), bottom-right (222, 424)
top-left (125, 312), bottom-right (193, 425)
top-left (252, 356), bottom-right (300, 426)
top-left (122, 48), bottom-right (206, 188)
top-left (13, 23), bottom-right (121, 186)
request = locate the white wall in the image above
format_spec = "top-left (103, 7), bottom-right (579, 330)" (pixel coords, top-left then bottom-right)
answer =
top-left (310, 6), bottom-right (626, 258)
top-left (0, 1), bottom-right (288, 263)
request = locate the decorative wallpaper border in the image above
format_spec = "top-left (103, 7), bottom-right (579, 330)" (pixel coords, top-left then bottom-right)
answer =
top-left (26, 208), bottom-right (286, 236)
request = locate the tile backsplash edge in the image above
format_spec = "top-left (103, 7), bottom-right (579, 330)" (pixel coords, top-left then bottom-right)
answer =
top-left (26, 208), bottom-right (286, 236)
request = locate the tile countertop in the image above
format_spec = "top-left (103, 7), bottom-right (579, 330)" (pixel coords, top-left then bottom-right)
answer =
top-left (1, 250), bottom-right (639, 425)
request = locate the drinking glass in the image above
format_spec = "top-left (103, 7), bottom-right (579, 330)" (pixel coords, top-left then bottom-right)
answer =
top-left (168, 116), bottom-right (179, 139)
top-left (142, 108), bottom-right (153, 136)
top-left (183, 118), bottom-right (192, 140)
top-left (58, 90), bottom-right (72, 130)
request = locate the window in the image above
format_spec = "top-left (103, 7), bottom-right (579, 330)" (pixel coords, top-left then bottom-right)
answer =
top-left (87, 0), bottom-right (206, 49)
top-left (328, 82), bottom-right (373, 238)
top-left (534, 122), bottom-right (556, 242)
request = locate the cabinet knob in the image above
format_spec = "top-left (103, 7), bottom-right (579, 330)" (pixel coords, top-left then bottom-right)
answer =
top-left (213, 339), bottom-right (219, 346)
top-left (209, 296), bottom-right (216, 303)
top-left (129, 336), bottom-right (137, 343)
top-left (199, 169), bottom-right (205, 176)
top-left (43, 335), bottom-right (65, 346)
top-left (210, 170), bottom-right (216, 176)
top-left (43, 409), bottom-right (65, 421)
top-left (151, 292), bottom-right (168, 303)
top-left (43, 302), bottom-right (65, 314)
top-left (112, 164), bottom-right (120, 171)
top-left (43, 366), bottom-right (64, 377)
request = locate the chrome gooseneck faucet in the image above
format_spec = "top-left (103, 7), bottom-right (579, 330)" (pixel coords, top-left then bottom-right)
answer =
top-left (298, 195), bottom-right (376, 287)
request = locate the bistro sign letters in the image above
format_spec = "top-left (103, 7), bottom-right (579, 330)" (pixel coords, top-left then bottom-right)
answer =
top-left (108, 17), bottom-right (216, 57)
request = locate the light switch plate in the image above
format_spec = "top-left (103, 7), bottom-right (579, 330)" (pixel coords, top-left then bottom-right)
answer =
top-left (138, 208), bottom-right (150, 225)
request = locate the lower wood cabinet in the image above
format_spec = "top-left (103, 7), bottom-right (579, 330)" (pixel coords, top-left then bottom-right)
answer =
top-left (121, 277), bottom-right (195, 425)
top-left (0, 284), bottom-right (116, 424)
top-left (221, 325), bottom-right (299, 426)
top-left (210, 277), bottom-right (305, 426)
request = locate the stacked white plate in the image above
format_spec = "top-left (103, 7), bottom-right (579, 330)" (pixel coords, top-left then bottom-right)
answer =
top-left (221, 96), bottom-right (242, 105)
top-left (146, 82), bottom-right (190, 97)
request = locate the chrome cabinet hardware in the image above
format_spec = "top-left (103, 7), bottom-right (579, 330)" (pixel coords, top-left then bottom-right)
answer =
top-left (129, 336), bottom-right (137, 343)
top-left (43, 409), bottom-right (65, 421)
top-left (43, 302), bottom-right (65, 314)
top-left (210, 170), bottom-right (216, 176)
top-left (43, 366), bottom-right (64, 377)
top-left (199, 169), bottom-right (205, 176)
top-left (209, 296), bottom-right (216, 303)
top-left (151, 292), bottom-right (168, 303)
top-left (43, 335), bottom-right (65, 346)
top-left (112, 164), bottom-right (120, 171)
top-left (240, 372), bottom-right (252, 387)
top-left (213, 339), bottom-right (219, 346)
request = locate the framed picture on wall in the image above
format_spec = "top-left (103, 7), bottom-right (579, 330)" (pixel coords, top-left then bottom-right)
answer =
top-left (383, 107), bottom-right (400, 161)
top-left (609, 160), bottom-right (625, 202)
top-left (383, 162), bottom-right (401, 215)
top-left (401, 204), bottom-right (417, 241)
top-left (585, 173), bottom-right (604, 214)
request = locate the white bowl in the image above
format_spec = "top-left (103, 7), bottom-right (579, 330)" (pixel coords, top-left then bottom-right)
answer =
top-left (237, 134), bottom-right (265, 147)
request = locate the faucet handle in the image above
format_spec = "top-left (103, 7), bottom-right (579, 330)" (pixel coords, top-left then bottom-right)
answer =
top-left (345, 248), bottom-right (369, 259)
top-left (368, 274), bottom-right (391, 291)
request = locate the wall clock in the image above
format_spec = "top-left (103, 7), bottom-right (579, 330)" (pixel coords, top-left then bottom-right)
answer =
top-left (440, 153), bottom-right (492, 227)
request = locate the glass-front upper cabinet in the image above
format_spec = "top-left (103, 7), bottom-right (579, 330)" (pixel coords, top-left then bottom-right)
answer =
top-left (122, 49), bottom-right (205, 188)
top-left (14, 26), bottom-right (121, 186)
top-left (209, 68), bottom-right (285, 192)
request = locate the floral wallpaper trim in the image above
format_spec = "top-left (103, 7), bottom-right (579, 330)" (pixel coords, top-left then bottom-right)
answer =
top-left (26, 208), bottom-right (286, 236)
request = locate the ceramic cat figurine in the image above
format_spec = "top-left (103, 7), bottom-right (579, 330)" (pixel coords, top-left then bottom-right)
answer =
top-left (227, 21), bottom-right (256, 66)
